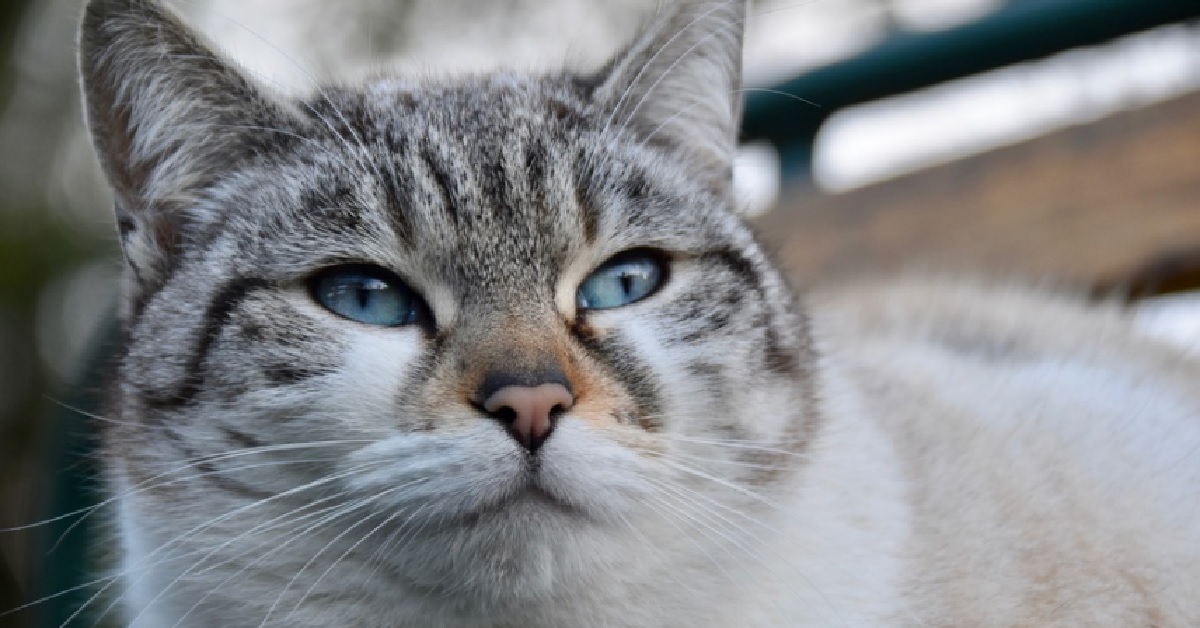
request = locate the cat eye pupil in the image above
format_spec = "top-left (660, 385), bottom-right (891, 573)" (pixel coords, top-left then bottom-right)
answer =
top-left (577, 251), bottom-right (666, 311)
top-left (353, 279), bottom-right (389, 308)
top-left (311, 266), bottom-right (426, 328)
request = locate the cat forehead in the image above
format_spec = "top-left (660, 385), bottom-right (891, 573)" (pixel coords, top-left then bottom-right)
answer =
top-left (305, 75), bottom-right (597, 147)
top-left (212, 74), bottom-right (725, 285)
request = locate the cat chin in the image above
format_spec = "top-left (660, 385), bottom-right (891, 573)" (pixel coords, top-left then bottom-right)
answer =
top-left (352, 487), bottom-right (635, 611)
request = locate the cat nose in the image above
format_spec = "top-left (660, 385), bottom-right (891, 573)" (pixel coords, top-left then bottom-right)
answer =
top-left (480, 381), bottom-right (574, 453)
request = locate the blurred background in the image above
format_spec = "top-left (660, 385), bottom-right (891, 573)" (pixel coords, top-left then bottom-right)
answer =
top-left (1, 0), bottom-right (1199, 625)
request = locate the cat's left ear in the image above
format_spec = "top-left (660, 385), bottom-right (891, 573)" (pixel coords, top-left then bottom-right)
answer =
top-left (592, 0), bottom-right (745, 195)
top-left (79, 0), bottom-right (296, 293)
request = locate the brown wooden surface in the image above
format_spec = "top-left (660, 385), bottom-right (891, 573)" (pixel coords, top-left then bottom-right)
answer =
top-left (753, 90), bottom-right (1200, 298)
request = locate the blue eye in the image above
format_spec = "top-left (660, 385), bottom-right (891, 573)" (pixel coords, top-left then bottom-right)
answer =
top-left (311, 266), bottom-right (427, 327)
top-left (577, 251), bottom-right (666, 310)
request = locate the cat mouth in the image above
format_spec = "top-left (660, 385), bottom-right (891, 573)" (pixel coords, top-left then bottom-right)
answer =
top-left (473, 458), bottom-right (591, 516)
top-left (443, 480), bottom-right (583, 531)
top-left (502, 470), bottom-right (582, 513)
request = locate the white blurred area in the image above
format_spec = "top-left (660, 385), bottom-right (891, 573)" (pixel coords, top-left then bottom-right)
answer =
top-left (814, 22), bottom-right (1200, 192)
top-left (1136, 292), bottom-right (1200, 358)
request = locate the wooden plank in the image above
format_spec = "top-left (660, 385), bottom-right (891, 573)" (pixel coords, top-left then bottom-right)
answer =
top-left (753, 90), bottom-right (1200, 298)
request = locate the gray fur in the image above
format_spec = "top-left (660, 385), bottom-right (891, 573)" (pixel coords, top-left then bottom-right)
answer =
top-left (82, 0), bottom-right (819, 625)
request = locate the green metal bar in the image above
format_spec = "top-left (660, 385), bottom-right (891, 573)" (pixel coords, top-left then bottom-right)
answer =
top-left (741, 0), bottom-right (1200, 173)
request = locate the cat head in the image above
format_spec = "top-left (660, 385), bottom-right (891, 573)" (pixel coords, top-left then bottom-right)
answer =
top-left (81, 0), bottom-right (818, 616)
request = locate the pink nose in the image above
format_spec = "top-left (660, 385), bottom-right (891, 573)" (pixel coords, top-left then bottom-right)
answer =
top-left (482, 383), bottom-right (574, 452)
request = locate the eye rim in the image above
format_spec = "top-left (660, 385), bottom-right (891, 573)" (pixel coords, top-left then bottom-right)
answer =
top-left (576, 248), bottom-right (671, 311)
top-left (307, 263), bottom-right (431, 328)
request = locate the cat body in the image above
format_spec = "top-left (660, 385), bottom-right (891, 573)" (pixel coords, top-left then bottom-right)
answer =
top-left (817, 279), bottom-right (1200, 625)
top-left (78, 0), bottom-right (1200, 625)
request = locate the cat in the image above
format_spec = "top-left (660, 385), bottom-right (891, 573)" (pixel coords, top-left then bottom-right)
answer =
top-left (77, 0), bottom-right (1200, 625)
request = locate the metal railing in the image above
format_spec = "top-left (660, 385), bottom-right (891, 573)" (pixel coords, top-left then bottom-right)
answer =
top-left (741, 0), bottom-right (1200, 179)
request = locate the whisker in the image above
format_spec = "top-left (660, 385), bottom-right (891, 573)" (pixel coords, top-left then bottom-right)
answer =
top-left (655, 458), bottom-right (784, 510)
top-left (606, 508), bottom-right (707, 599)
top-left (66, 461), bottom-right (385, 628)
top-left (646, 449), bottom-right (801, 472)
top-left (283, 492), bottom-right (426, 621)
top-left (17, 440), bottom-right (373, 553)
top-left (112, 495), bottom-right (353, 628)
top-left (259, 477), bottom-right (430, 625)
top-left (170, 495), bottom-right (382, 628)
top-left (645, 479), bottom-right (847, 628)
top-left (633, 491), bottom-right (738, 583)
top-left (642, 475), bottom-right (779, 533)
top-left (351, 500), bottom-right (436, 595)
top-left (641, 432), bottom-right (813, 458)
top-left (640, 467), bottom-right (862, 627)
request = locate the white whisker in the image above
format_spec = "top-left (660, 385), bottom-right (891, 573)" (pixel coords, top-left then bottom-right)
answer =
top-left (259, 477), bottom-right (430, 625)
top-left (72, 461), bottom-right (384, 628)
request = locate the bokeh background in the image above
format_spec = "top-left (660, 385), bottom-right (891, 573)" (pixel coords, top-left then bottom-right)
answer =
top-left (2, 0), bottom-right (1199, 625)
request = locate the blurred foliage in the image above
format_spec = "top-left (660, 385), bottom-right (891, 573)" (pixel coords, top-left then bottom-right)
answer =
top-left (0, 0), bottom-right (31, 102)
top-left (0, 1), bottom-right (118, 625)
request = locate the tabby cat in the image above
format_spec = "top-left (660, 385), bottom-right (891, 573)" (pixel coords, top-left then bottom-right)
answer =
top-left (79, 0), bottom-right (1200, 625)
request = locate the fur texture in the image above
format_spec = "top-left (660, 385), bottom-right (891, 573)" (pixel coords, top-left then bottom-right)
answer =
top-left (79, 0), bottom-right (1200, 625)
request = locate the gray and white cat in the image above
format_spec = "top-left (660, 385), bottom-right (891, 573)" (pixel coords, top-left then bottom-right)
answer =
top-left (79, 0), bottom-right (1200, 626)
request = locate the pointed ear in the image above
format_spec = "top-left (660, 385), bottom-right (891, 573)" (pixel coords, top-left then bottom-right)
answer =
top-left (592, 0), bottom-right (745, 194)
top-left (79, 0), bottom-right (292, 287)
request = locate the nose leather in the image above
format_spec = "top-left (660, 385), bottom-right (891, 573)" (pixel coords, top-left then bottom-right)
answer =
top-left (482, 383), bottom-right (574, 452)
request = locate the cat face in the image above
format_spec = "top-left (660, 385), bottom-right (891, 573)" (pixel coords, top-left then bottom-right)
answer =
top-left (83, 0), bottom-right (818, 617)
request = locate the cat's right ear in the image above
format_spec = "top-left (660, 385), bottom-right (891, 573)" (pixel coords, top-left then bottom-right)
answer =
top-left (79, 0), bottom-right (293, 289)
top-left (590, 0), bottom-right (745, 197)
